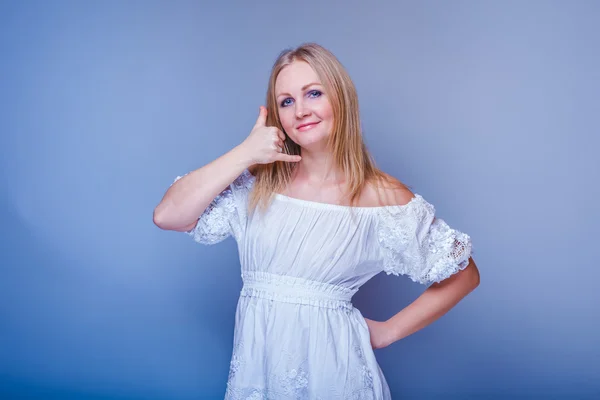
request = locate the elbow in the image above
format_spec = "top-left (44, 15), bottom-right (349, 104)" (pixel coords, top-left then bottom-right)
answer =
top-left (153, 204), bottom-right (176, 230)
top-left (471, 272), bottom-right (480, 292)
top-left (153, 205), bottom-right (197, 232)
top-left (465, 257), bottom-right (480, 290)
top-left (153, 206), bottom-right (168, 230)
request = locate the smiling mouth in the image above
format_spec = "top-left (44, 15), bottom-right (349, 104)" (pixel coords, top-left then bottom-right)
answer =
top-left (297, 122), bottom-right (320, 131)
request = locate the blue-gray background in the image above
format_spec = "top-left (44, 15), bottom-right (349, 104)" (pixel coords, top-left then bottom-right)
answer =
top-left (1, 0), bottom-right (598, 399)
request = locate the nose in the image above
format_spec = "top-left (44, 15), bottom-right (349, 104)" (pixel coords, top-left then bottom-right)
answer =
top-left (295, 102), bottom-right (309, 119)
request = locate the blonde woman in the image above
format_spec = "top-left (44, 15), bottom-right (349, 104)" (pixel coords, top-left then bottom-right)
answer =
top-left (154, 43), bottom-right (480, 399)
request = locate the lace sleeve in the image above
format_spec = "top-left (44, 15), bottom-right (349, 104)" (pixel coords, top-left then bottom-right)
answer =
top-left (376, 194), bottom-right (472, 285)
top-left (172, 169), bottom-right (255, 245)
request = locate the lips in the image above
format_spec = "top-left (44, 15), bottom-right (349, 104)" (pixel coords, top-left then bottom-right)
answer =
top-left (296, 121), bottom-right (320, 131)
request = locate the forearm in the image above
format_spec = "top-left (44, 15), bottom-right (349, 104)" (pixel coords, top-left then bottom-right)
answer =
top-left (386, 259), bottom-right (480, 343)
top-left (153, 144), bottom-right (253, 230)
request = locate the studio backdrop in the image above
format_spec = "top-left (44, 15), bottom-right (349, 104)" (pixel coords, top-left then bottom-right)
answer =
top-left (1, 1), bottom-right (598, 399)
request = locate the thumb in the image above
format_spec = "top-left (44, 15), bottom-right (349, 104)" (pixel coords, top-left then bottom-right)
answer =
top-left (254, 106), bottom-right (267, 127)
top-left (277, 154), bottom-right (302, 163)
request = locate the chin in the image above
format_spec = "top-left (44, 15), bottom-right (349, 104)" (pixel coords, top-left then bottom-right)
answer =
top-left (295, 135), bottom-right (330, 151)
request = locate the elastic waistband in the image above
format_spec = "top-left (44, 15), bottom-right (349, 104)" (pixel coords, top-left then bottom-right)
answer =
top-left (240, 271), bottom-right (357, 310)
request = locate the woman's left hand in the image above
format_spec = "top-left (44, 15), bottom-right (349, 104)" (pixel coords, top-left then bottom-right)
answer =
top-left (364, 318), bottom-right (395, 350)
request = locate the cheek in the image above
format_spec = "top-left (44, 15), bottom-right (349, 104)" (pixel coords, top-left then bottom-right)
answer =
top-left (316, 101), bottom-right (334, 122)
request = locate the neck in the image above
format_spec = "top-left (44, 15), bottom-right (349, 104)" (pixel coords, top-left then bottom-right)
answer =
top-left (293, 147), bottom-right (343, 185)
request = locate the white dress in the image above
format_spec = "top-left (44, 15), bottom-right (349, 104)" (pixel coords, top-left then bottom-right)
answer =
top-left (174, 169), bottom-right (472, 399)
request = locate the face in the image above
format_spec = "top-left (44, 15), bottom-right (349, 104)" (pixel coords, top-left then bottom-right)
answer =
top-left (275, 61), bottom-right (334, 151)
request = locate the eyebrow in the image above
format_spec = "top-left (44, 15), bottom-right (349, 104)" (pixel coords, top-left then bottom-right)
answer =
top-left (276, 82), bottom-right (321, 98)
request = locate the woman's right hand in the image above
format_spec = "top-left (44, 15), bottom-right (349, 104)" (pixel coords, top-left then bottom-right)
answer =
top-left (239, 106), bottom-right (302, 165)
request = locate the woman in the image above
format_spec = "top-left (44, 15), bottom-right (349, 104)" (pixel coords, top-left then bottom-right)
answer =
top-left (154, 43), bottom-right (480, 399)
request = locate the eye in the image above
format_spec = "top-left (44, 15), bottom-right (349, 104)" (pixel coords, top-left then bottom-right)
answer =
top-left (280, 97), bottom-right (293, 107)
top-left (308, 89), bottom-right (322, 98)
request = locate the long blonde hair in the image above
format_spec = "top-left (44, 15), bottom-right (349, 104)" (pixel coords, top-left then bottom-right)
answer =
top-left (249, 42), bottom-right (406, 214)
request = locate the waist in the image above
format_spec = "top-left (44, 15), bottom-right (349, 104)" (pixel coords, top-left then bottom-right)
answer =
top-left (240, 271), bottom-right (357, 310)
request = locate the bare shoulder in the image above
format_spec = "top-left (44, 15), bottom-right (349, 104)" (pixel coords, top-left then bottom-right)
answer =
top-left (362, 172), bottom-right (415, 207)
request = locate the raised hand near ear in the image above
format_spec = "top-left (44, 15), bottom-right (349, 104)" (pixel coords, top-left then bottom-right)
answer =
top-left (239, 106), bottom-right (302, 165)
